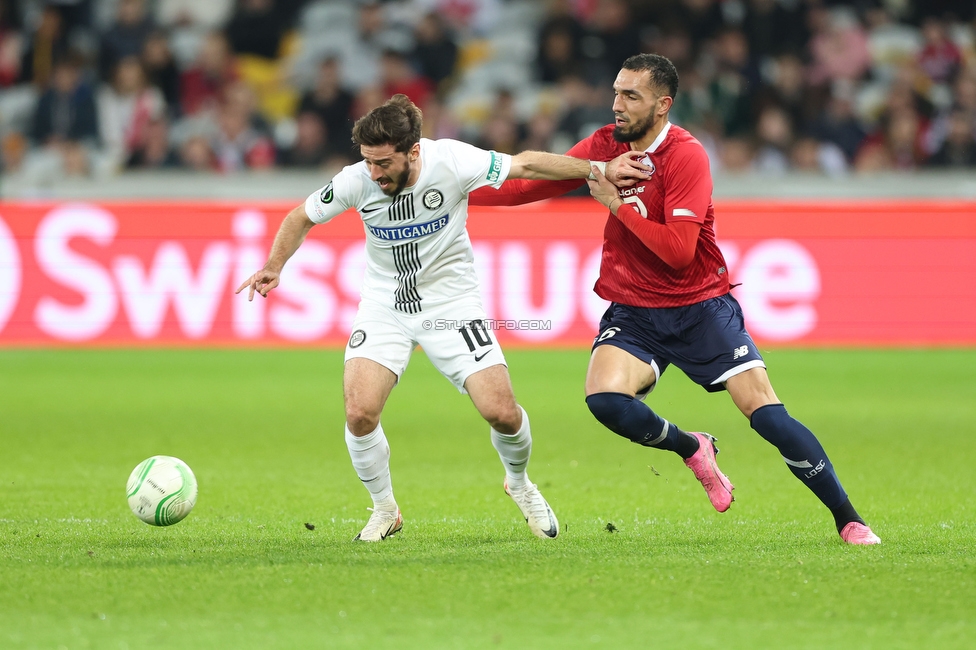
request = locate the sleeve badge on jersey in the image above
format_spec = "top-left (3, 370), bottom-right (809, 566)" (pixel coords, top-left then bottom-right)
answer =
top-left (486, 151), bottom-right (503, 183)
top-left (320, 182), bottom-right (334, 204)
top-left (348, 329), bottom-right (366, 348)
top-left (422, 189), bottom-right (444, 210)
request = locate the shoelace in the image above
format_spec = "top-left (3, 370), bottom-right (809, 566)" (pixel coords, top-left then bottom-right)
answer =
top-left (516, 484), bottom-right (550, 520)
top-left (361, 507), bottom-right (396, 535)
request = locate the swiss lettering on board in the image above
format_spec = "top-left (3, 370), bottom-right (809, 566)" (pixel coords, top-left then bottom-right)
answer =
top-left (34, 205), bottom-right (120, 340)
top-left (1, 200), bottom-right (973, 346)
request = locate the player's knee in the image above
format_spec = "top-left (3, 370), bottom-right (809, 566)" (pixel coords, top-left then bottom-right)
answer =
top-left (585, 392), bottom-right (636, 436)
top-left (345, 403), bottom-right (381, 436)
top-left (482, 401), bottom-right (521, 434)
top-left (736, 394), bottom-right (777, 420)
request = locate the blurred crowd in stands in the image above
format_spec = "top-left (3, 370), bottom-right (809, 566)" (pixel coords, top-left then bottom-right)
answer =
top-left (0, 0), bottom-right (974, 186)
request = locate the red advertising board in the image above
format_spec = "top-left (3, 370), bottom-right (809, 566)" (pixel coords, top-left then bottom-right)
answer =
top-left (1, 199), bottom-right (974, 347)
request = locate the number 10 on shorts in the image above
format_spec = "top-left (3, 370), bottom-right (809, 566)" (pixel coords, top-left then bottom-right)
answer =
top-left (459, 320), bottom-right (493, 351)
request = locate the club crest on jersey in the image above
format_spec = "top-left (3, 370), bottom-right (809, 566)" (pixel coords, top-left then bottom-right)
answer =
top-left (640, 154), bottom-right (656, 176)
top-left (423, 189), bottom-right (444, 210)
top-left (320, 182), bottom-right (334, 203)
top-left (349, 329), bottom-right (366, 348)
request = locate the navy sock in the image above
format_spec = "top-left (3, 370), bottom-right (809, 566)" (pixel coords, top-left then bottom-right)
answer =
top-left (829, 499), bottom-right (865, 533)
top-left (750, 403), bottom-right (849, 510)
top-left (586, 392), bottom-right (700, 458)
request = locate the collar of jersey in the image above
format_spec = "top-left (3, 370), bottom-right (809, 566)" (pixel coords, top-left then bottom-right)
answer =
top-left (643, 121), bottom-right (672, 154)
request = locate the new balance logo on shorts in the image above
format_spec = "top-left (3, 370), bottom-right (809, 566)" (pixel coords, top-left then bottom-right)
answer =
top-left (732, 345), bottom-right (749, 360)
top-left (596, 327), bottom-right (620, 343)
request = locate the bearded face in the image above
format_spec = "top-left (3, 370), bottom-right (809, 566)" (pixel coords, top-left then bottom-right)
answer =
top-left (361, 144), bottom-right (417, 197)
top-left (610, 68), bottom-right (668, 144)
top-left (612, 108), bottom-right (656, 143)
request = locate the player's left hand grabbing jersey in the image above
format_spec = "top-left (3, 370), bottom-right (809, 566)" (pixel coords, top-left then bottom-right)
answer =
top-left (305, 138), bottom-right (512, 313)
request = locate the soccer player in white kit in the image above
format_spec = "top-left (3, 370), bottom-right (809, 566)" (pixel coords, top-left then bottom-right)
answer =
top-left (237, 95), bottom-right (650, 542)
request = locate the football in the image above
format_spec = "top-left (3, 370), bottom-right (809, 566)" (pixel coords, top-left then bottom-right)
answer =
top-left (126, 456), bottom-right (198, 526)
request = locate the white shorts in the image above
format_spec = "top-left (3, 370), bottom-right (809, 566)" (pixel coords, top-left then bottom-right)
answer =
top-left (344, 296), bottom-right (508, 393)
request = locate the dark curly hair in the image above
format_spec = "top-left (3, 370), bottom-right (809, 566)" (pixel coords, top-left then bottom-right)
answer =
top-left (351, 94), bottom-right (423, 153)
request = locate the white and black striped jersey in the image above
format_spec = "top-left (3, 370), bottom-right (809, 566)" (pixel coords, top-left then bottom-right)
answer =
top-left (305, 138), bottom-right (512, 313)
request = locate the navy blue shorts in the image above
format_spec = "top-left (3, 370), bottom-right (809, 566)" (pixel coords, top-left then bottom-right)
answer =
top-left (592, 293), bottom-right (765, 393)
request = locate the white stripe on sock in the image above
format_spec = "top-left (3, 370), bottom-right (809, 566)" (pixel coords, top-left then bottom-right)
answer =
top-left (783, 456), bottom-right (813, 469)
top-left (645, 419), bottom-right (670, 446)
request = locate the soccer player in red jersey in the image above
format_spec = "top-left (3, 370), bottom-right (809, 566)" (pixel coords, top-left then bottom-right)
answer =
top-left (470, 54), bottom-right (880, 545)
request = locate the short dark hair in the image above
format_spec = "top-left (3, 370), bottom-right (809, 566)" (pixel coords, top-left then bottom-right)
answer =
top-left (351, 94), bottom-right (423, 153)
top-left (621, 53), bottom-right (679, 100)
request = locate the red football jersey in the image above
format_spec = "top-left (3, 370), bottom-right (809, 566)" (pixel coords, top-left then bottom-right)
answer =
top-left (470, 123), bottom-right (732, 307)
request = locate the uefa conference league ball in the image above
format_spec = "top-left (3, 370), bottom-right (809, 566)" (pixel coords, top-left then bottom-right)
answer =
top-left (126, 456), bottom-right (198, 526)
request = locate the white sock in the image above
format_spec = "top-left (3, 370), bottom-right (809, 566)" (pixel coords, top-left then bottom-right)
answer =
top-left (345, 423), bottom-right (396, 511)
top-left (491, 405), bottom-right (531, 491)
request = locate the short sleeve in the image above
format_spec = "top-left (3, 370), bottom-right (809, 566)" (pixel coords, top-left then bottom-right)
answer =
top-left (304, 167), bottom-right (359, 224)
top-left (443, 139), bottom-right (513, 193)
top-left (664, 143), bottom-right (712, 224)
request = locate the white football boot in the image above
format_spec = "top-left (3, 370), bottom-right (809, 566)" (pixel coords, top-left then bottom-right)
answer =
top-left (353, 507), bottom-right (403, 542)
top-left (504, 480), bottom-right (559, 539)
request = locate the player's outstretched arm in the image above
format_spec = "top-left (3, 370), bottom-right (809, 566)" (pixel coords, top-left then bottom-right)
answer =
top-left (507, 150), bottom-right (591, 180)
top-left (508, 150), bottom-right (650, 184)
top-left (471, 149), bottom-right (654, 207)
top-left (235, 204), bottom-right (316, 301)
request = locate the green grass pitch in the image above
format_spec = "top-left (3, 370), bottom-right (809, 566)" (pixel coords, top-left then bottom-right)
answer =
top-left (2, 348), bottom-right (974, 649)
